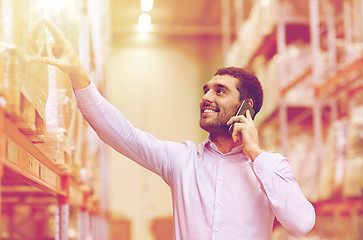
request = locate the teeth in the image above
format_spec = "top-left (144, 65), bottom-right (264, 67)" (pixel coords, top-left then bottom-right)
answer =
top-left (204, 109), bottom-right (215, 113)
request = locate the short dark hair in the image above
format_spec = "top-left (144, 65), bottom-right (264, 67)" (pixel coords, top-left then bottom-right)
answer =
top-left (214, 67), bottom-right (264, 116)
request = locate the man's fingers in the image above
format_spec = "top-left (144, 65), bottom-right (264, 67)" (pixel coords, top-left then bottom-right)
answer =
top-left (227, 114), bottom-right (247, 126)
top-left (41, 18), bottom-right (68, 43)
top-left (227, 116), bottom-right (239, 126)
top-left (45, 41), bottom-right (54, 57)
top-left (41, 56), bottom-right (64, 67)
top-left (231, 124), bottom-right (242, 142)
top-left (27, 19), bottom-right (55, 57)
top-left (245, 110), bottom-right (253, 121)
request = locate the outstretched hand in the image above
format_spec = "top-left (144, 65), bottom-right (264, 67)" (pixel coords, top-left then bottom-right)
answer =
top-left (25, 18), bottom-right (82, 75)
top-left (25, 18), bottom-right (90, 90)
top-left (227, 110), bottom-right (263, 161)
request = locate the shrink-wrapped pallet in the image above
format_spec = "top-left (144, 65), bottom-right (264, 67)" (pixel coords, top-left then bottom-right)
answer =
top-left (258, 118), bottom-right (280, 152)
top-left (343, 91), bottom-right (363, 197)
top-left (317, 119), bottom-right (348, 200)
top-left (288, 133), bottom-right (318, 202)
top-left (225, 0), bottom-right (309, 68)
top-left (34, 3), bottom-right (80, 167)
top-left (252, 54), bottom-right (279, 125)
top-left (35, 66), bottom-right (76, 167)
top-left (253, 42), bottom-right (315, 125)
top-left (225, 0), bottom-right (278, 67)
top-left (1, 0), bottom-right (49, 135)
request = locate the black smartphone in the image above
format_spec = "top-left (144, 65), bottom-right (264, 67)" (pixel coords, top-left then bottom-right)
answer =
top-left (235, 100), bottom-right (255, 119)
top-left (228, 100), bottom-right (255, 134)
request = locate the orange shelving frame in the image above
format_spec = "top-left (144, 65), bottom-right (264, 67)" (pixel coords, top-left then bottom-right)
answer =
top-left (0, 106), bottom-right (66, 197)
top-left (0, 105), bottom-right (95, 239)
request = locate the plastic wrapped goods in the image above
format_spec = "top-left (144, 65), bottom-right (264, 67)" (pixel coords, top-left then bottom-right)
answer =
top-left (343, 91), bottom-right (363, 197)
top-left (288, 133), bottom-right (318, 202)
top-left (226, 0), bottom-right (278, 67)
top-left (33, 1), bottom-right (80, 165)
top-left (0, 0), bottom-right (49, 135)
top-left (225, 0), bottom-right (309, 68)
top-left (35, 66), bottom-right (77, 165)
top-left (317, 119), bottom-right (348, 200)
top-left (12, 0), bottom-right (49, 121)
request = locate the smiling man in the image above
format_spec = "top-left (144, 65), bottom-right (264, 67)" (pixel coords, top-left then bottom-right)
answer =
top-left (199, 68), bottom-right (264, 158)
top-left (29, 19), bottom-right (315, 240)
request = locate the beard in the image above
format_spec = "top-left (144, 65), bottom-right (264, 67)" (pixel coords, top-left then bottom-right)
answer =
top-left (200, 114), bottom-right (229, 134)
top-left (199, 103), bottom-right (240, 135)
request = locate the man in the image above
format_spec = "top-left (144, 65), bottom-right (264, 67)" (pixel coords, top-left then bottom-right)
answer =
top-left (28, 19), bottom-right (315, 240)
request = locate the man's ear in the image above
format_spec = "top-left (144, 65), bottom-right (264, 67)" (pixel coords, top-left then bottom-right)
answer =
top-left (246, 98), bottom-right (253, 108)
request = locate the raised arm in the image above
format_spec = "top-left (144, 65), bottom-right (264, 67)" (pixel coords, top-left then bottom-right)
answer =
top-left (26, 19), bottom-right (176, 182)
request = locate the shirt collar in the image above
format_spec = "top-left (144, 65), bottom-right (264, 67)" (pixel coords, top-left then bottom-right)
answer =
top-left (202, 135), bottom-right (244, 155)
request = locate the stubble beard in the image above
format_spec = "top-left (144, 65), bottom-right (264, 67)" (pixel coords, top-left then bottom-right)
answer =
top-left (200, 106), bottom-right (238, 135)
top-left (200, 116), bottom-right (229, 135)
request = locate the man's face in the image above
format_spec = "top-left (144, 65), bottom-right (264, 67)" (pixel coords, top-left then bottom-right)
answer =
top-left (199, 75), bottom-right (241, 134)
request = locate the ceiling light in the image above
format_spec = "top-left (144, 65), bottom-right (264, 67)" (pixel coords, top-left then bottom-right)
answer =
top-left (40, 0), bottom-right (71, 12)
top-left (260, 0), bottom-right (270, 7)
top-left (140, 0), bottom-right (154, 12)
top-left (138, 13), bottom-right (152, 32)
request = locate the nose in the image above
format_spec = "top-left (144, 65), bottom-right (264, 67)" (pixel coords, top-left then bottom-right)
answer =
top-left (201, 90), bottom-right (214, 103)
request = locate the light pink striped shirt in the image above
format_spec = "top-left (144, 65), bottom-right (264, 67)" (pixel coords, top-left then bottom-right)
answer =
top-left (75, 82), bottom-right (315, 240)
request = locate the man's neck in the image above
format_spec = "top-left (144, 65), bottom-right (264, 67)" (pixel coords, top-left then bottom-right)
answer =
top-left (209, 133), bottom-right (241, 154)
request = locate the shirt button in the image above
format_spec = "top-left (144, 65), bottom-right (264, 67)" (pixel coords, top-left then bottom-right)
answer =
top-left (218, 177), bottom-right (224, 181)
top-left (217, 201), bottom-right (222, 206)
top-left (214, 227), bottom-right (220, 232)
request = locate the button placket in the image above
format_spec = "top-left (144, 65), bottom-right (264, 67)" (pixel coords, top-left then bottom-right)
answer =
top-left (212, 155), bottom-right (225, 238)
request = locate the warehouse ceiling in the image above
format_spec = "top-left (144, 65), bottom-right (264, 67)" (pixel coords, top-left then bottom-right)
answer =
top-left (110, 0), bottom-right (253, 38)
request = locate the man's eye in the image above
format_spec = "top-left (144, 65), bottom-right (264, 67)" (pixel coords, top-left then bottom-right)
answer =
top-left (217, 89), bottom-right (225, 94)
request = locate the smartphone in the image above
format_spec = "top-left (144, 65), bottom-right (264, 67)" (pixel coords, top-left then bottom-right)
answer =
top-left (235, 100), bottom-right (255, 119)
top-left (228, 100), bottom-right (255, 134)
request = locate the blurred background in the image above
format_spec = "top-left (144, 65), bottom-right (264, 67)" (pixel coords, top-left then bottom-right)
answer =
top-left (0, 0), bottom-right (363, 239)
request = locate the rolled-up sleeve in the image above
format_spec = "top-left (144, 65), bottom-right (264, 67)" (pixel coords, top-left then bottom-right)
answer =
top-left (253, 152), bottom-right (316, 236)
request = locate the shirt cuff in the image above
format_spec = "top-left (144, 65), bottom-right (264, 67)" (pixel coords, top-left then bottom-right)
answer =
top-left (74, 80), bottom-right (102, 110)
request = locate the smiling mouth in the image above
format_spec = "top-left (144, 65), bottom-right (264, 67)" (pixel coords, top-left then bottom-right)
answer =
top-left (203, 109), bottom-right (216, 113)
top-left (201, 103), bottom-right (219, 115)
top-left (201, 106), bottom-right (220, 115)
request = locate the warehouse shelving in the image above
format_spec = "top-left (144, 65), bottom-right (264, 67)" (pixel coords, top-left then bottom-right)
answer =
top-left (224, 0), bottom-right (363, 239)
top-left (0, 105), bottom-right (108, 239)
top-left (0, 0), bottom-right (110, 239)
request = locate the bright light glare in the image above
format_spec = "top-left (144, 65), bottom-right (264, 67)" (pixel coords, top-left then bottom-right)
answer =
top-left (140, 0), bottom-right (154, 12)
top-left (261, 0), bottom-right (270, 7)
top-left (138, 13), bottom-right (152, 32)
top-left (40, 0), bottom-right (70, 11)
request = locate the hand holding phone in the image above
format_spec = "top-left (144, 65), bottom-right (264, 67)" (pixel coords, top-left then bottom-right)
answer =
top-left (228, 100), bottom-right (255, 134)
